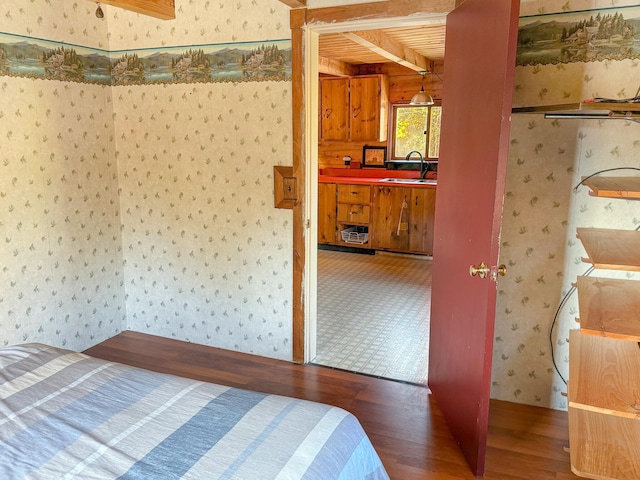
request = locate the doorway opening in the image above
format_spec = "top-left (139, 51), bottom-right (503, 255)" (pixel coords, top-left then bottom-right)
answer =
top-left (302, 15), bottom-right (447, 385)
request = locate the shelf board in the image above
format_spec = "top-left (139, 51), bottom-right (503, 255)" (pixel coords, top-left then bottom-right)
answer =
top-left (568, 406), bottom-right (640, 480)
top-left (513, 101), bottom-right (640, 121)
top-left (569, 330), bottom-right (640, 417)
top-left (512, 103), bottom-right (581, 113)
top-left (576, 276), bottom-right (640, 341)
top-left (578, 101), bottom-right (640, 112)
top-left (582, 176), bottom-right (640, 199)
top-left (577, 228), bottom-right (640, 271)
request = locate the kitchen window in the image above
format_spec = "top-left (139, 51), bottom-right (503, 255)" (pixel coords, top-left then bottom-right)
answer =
top-left (389, 104), bottom-right (442, 160)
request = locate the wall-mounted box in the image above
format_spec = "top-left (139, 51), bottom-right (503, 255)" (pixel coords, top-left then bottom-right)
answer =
top-left (274, 166), bottom-right (296, 209)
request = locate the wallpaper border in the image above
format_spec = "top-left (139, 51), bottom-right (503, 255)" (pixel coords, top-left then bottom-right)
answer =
top-left (517, 5), bottom-right (640, 66)
top-left (0, 31), bottom-right (291, 86)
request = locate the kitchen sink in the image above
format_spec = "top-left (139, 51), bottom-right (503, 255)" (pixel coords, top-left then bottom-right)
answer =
top-left (380, 178), bottom-right (437, 185)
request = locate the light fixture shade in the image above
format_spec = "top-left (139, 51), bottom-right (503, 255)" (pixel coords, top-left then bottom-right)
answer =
top-left (410, 70), bottom-right (435, 105)
top-left (410, 91), bottom-right (434, 105)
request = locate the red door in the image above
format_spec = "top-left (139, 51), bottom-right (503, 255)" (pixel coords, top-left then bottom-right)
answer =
top-left (428, 0), bottom-right (520, 476)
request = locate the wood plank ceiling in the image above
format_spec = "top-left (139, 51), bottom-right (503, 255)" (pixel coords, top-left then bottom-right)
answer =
top-left (319, 23), bottom-right (446, 74)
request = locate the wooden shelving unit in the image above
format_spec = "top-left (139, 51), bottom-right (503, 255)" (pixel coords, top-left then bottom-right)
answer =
top-left (572, 227), bottom-right (640, 477)
top-left (516, 99), bottom-right (640, 478)
top-left (565, 102), bottom-right (640, 475)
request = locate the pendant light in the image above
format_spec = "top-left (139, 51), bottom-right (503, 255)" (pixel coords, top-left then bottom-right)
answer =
top-left (410, 71), bottom-right (434, 106)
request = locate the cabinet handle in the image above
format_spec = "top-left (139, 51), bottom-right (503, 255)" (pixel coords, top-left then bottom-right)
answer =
top-left (415, 196), bottom-right (419, 206)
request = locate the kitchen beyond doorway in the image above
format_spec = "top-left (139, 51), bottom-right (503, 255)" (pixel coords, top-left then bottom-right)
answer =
top-left (313, 247), bottom-right (431, 385)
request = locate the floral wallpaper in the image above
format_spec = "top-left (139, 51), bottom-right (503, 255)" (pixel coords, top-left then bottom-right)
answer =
top-left (2, 0), bottom-right (638, 408)
top-left (0, 0), bottom-right (293, 359)
top-left (116, 81), bottom-right (293, 357)
top-left (0, 79), bottom-right (123, 351)
top-left (108, 0), bottom-right (293, 359)
top-left (493, 0), bottom-right (640, 409)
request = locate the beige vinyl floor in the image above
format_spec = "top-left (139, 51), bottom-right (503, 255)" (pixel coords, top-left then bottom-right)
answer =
top-left (313, 248), bottom-right (431, 385)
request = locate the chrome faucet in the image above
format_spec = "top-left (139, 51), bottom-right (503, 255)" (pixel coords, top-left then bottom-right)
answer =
top-left (405, 150), bottom-right (428, 179)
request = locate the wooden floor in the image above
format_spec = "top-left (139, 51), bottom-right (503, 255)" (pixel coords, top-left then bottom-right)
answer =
top-left (85, 331), bottom-right (579, 480)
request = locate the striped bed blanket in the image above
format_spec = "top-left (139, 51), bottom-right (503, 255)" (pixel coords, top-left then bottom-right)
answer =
top-left (0, 343), bottom-right (389, 479)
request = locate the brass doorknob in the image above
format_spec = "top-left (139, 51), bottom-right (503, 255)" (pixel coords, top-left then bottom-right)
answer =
top-left (469, 262), bottom-right (489, 279)
top-left (470, 263), bottom-right (507, 281)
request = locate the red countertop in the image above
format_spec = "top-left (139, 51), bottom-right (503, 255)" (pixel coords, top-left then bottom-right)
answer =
top-left (318, 168), bottom-right (437, 188)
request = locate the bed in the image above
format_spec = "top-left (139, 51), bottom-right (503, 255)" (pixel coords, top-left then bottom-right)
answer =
top-left (0, 343), bottom-right (389, 479)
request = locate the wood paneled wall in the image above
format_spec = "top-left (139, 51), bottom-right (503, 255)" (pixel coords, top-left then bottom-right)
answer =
top-left (318, 61), bottom-right (444, 169)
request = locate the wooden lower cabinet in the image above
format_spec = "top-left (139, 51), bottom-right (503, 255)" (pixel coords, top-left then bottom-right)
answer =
top-left (318, 183), bottom-right (337, 244)
top-left (371, 186), bottom-right (410, 251)
top-left (409, 188), bottom-right (436, 255)
top-left (371, 186), bottom-right (436, 255)
top-left (319, 182), bottom-right (435, 255)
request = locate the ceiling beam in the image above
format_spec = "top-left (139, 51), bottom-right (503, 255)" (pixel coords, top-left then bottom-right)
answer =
top-left (86, 0), bottom-right (175, 20)
top-left (278, 0), bottom-right (306, 8)
top-left (341, 30), bottom-right (432, 72)
top-left (318, 56), bottom-right (359, 77)
top-left (305, 0), bottom-right (452, 25)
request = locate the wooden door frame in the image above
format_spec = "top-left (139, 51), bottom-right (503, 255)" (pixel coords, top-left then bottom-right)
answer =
top-left (287, 1), bottom-right (456, 363)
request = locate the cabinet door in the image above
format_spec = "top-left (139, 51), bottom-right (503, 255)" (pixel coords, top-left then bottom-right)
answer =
top-left (371, 186), bottom-right (410, 251)
top-left (350, 75), bottom-right (383, 142)
top-left (318, 183), bottom-right (337, 243)
top-left (320, 78), bottom-right (349, 141)
top-left (409, 188), bottom-right (436, 255)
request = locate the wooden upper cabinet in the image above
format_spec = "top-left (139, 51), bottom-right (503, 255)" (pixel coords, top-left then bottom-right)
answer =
top-left (350, 75), bottom-right (388, 142)
top-left (320, 75), bottom-right (389, 142)
top-left (320, 77), bottom-right (349, 141)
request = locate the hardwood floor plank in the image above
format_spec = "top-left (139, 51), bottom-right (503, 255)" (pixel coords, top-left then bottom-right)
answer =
top-left (84, 331), bottom-right (577, 480)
